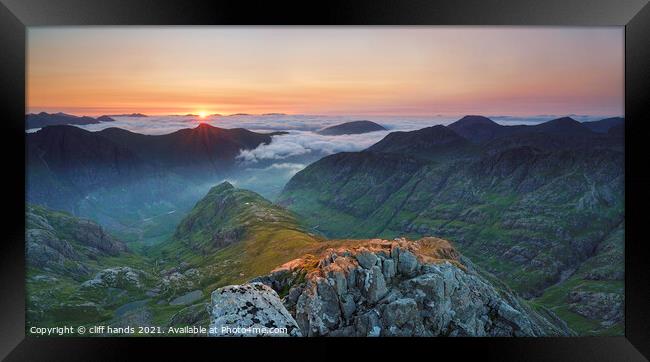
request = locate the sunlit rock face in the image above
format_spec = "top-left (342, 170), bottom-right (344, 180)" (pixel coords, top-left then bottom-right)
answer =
top-left (210, 238), bottom-right (572, 337)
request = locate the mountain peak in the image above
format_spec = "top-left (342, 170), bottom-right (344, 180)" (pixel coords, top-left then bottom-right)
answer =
top-left (195, 122), bottom-right (216, 130)
top-left (454, 115), bottom-right (498, 127)
top-left (531, 116), bottom-right (591, 135)
top-left (447, 115), bottom-right (504, 143)
top-left (171, 181), bottom-right (312, 254)
top-left (367, 125), bottom-right (467, 156)
top-left (317, 120), bottom-right (387, 135)
top-left (212, 181), bottom-right (235, 192)
top-left (546, 116), bottom-right (579, 125)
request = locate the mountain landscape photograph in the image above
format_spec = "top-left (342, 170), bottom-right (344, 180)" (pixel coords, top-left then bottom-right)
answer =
top-left (25, 27), bottom-right (624, 337)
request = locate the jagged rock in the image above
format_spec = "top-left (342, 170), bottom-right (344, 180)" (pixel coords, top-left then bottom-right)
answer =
top-left (355, 249), bottom-right (378, 269)
top-left (365, 266), bottom-right (388, 303)
top-left (256, 238), bottom-right (569, 337)
top-left (209, 283), bottom-right (301, 337)
top-left (381, 298), bottom-right (421, 336)
top-left (397, 249), bottom-right (419, 276)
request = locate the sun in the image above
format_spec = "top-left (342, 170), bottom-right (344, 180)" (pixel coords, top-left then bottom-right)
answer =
top-left (197, 111), bottom-right (208, 119)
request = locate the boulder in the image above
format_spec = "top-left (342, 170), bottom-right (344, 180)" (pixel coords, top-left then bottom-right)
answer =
top-left (209, 283), bottom-right (301, 337)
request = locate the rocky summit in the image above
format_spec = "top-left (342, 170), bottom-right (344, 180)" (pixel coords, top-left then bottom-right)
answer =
top-left (209, 237), bottom-right (571, 337)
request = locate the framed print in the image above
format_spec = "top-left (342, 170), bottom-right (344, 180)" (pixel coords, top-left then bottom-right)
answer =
top-left (1, 0), bottom-right (649, 360)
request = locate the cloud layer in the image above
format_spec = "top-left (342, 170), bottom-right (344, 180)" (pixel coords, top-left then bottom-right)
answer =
top-left (29, 112), bottom-right (618, 165)
top-left (26, 113), bottom-right (620, 200)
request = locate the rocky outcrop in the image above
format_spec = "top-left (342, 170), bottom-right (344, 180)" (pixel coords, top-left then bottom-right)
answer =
top-left (210, 238), bottom-right (570, 337)
top-left (567, 290), bottom-right (623, 327)
top-left (26, 205), bottom-right (127, 278)
top-left (159, 267), bottom-right (202, 299)
top-left (209, 283), bottom-right (301, 336)
top-left (81, 266), bottom-right (150, 291)
top-left (57, 218), bottom-right (127, 256)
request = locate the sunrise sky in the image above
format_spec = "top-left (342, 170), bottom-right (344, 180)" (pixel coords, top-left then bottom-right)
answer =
top-left (27, 27), bottom-right (624, 117)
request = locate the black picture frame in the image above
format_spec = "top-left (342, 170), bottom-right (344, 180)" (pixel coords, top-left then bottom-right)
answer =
top-left (1, 0), bottom-right (648, 360)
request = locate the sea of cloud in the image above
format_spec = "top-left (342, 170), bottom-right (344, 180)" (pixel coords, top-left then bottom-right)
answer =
top-left (38, 112), bottom-right (613, 169)
top-left (25, 112), bottom-right (617, 200)
top-left (74, 114), bottom-right (464, 162)
top-left (70, 113), bottom-right (606, 161)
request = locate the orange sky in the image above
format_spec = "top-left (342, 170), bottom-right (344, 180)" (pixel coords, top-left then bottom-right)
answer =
top-left (27, 27), bottom-right (624, 117)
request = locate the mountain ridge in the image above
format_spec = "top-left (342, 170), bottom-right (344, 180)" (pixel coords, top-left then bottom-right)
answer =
top-left (317, 120), bottom-right (387, 135)
top-left (26, 112), bottom-right (116, 130)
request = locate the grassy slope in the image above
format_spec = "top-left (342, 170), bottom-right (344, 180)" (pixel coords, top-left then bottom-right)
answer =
top-left (154, 182), bottom-right (322, 281)
top-left (141, 183), bottom-right (325, 327)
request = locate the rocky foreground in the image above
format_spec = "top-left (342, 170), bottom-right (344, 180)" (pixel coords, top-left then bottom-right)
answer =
top-left (209, 237), bottom-right (572, 337)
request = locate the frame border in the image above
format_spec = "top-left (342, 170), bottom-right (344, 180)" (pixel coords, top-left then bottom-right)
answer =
top-left (1, 0), bottom-right (648, 360)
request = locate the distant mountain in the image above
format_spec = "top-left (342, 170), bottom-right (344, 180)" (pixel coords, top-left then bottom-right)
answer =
top-left (107, 113), bottom-right (148, 117)
top-left (26, 125), bottom-right (148, 214)
top-left (97, 123), bottom-right (275, 173)
top-left (317, 120), bottom-right (387, 135)
top-left (278, 115), bottom-right (624, 335)
top-left (527, 116), bottom-right (592, 135)
top-left (448, 115), bottom-right (512, 143)
top-left (449, 115), bottom-right (595, 144)
top-left (483, 119), bottom-right (622, 154)
top-left (28, 123), bottom-right (279, 180)
top-left (26, 124), bottom-right (284, 240)
top-left (582, 117), bottom-right (625, 133)
top-left (26, 112), bottom-right (115, 130)
top-left (27, 125), bottom-right (143, 186)
top-left (367, 125), bottom-right (469, 158)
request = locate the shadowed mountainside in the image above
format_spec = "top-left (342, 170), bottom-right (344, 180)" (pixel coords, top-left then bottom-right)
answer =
top-left (278, 116), bottom-right (624, 335)
top-left (26, 123), bottom-right (285, 245)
